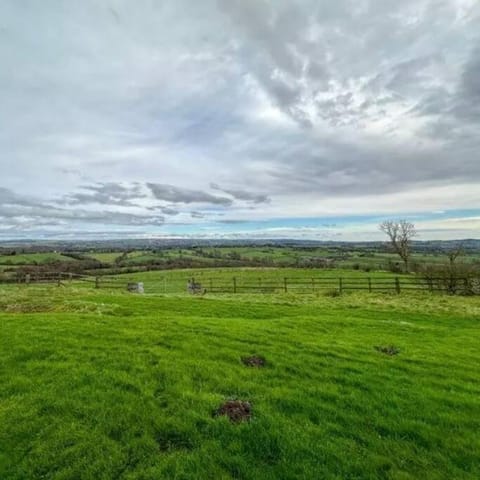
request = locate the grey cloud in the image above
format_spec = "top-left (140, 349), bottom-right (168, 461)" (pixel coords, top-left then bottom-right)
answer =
top-left (0, 188), bottom-right (164, 227)
top-left (0, 204), bottom-right (164, 226)
top-left (58, 167), bottom-right (82, 177)
top-left (190, 211), bottom-right (204, 219)
top-left (147, 183), bottom-right (232, 206)
top-left (386, 55), bottom-right (444, 94)
top-left (413, 42), bottom-right (480, 141)
top-left (454, 44), bottom-right (480, 122)
top-left (210, 183), bottom-right (270, 204)
top-left (145, 205), bottom-right (180, 215)
top-left (218, 0), bottom-right (321, 125)
top-left (215, 1), bottom-right (366, 125)
top-left (413, 87), bottom-right (451, 117)
top-left (160, 207), bottom-right (180, 216)
top-left (0, 187), bottom-right (39, 208)
top-left (223, 120), bottom-right (480, 198)
top-left (216, 219), bottom-right (250, 224)
top-left (306, 60), bottom-right (329, 84)
top-left (219, 0), bottom-right (478, 133)
top-left (1, 1), bottom-right (479, 240)
top-left (62, 182), bottom-right (146, 206)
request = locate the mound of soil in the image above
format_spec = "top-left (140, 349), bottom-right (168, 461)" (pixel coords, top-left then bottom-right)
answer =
top-left (241, 355), bottom-right (266, 367)
top-left (214, 400), bottom-right (252, 423)
top-left (375, 345), bottom-right (400, 356)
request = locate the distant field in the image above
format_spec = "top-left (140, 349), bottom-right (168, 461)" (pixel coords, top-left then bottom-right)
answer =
top-left (0, 252), bottom-right (74, 266)
top-left (87, 247), bottom-right (480, 271)
top-left (84, 252), bottom-right (123, 263)
top-left (0, 283), bottom-right (479, 479)
top-left (1, 247), bottom-right (479, 277)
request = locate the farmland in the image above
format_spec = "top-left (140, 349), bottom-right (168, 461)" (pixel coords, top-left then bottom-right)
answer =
top-left (1, 243), bottom-right (480, 280)
top-left (0, 252), bottom-right (75, 271)
top-left (3, 0), bottom-right (480, 478)
top-left (1, 271), bottom-right (479, 479)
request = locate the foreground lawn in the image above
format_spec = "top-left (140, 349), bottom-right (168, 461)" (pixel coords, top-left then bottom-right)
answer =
top-left (0, 286), bottom-right (479, 479)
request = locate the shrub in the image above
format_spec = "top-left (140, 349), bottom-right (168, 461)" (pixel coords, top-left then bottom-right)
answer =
top-left (419, 263), bottom-right (479, 295)
top-left (386, 260), bottom-right (403, 274)
top-left (324, 289), bottom-right (341, 297)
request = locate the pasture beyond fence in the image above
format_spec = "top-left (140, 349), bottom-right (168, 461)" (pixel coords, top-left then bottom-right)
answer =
top-left (1, 271), bottom-right (479, 295)
top-left (193, 275), bottom-right (480, 295)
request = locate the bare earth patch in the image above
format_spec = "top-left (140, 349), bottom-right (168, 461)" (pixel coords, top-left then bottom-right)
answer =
top-left (214, 400), bottom-right (252, 423)
top-left (375, 345), bottom-right (400, 356)
top-left (241, 355), bottom-right (266, 367)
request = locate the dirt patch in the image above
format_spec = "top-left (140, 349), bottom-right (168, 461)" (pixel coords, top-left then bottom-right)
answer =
top-left (214, 400), bottom-right (252, 423)
top-left (241, 355), bottom-right (266, 367)
top-left (375, 345), bottom-right (400, 356)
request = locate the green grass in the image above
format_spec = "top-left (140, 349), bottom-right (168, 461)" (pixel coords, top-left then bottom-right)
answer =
top-left (0, 253), bottom-right (75, 266)
top-left (78, 246), bottom-right (480, 270)
top-left (84, 252), bottom-right (124, 263)
top-left (101, 267), bottom-right (416, 294)
top-left (2, 247), bottom-right (474, 272)
top-left (0, 283), bottom-right (479, 479)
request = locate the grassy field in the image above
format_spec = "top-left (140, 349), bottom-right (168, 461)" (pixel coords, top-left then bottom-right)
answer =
top-left (96, 267), bottom-right (426, 295)
top-left (1, 246), bottom-right (478, 277)
top-left (97, 246), bottom-right (480, 269)
top-left (1, 278), bottom-right (479, 479)
top-left (84, 252), bottom-right (123, 263)
top-left (0, 252), bottom-right (74, 266)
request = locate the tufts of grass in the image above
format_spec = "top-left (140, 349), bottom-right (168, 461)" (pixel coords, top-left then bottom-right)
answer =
top-left (0, 284), bottom-right (479, 479)
top-left (374, 345), bottom-right (400, 356)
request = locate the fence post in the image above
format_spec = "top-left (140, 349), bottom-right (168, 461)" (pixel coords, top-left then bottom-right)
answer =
top-left (368, 277), bottom-right (372, 293)
top-left (25, 274), bottom-right (30, 285)
top-left (233, 277), bottom-right (237, 294)
top-left (284, 277), bottom-right (288, 293)
top-left (312, 278), bottom-right (315, 293)
top-left (95, 277), bottom-right (100, 289)
top-left (209, 278), bottom-right (213, 292)
top-left (395, 277), bottom-right (400, 294)
top-left (339, 277), bottom-right (343, 294)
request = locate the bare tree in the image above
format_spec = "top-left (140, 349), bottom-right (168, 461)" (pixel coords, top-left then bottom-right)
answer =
top-left (444, 244), bottom-right (465, 293)
top-left (420, 245), bottom-right (476, 295)
top-left (379, 220), bottom-right (417, 272)
top-left (447, 245), bottom-right (464, 267)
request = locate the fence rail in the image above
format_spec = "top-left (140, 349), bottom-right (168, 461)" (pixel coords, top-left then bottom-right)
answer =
top-left (192, 275), bottom-right (480, 295)
top-left (0, 272), bottom-right (96, 284)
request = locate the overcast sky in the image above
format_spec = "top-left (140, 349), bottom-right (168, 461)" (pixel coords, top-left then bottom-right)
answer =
top-left (1, 0), bottom-right (479, 240)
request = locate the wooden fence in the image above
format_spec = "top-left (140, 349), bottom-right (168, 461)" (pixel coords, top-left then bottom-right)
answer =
top-left (0, 272), bottom-right (96, 285)
top-left (196, 275), bottom-right (480, 295)
top-left (1, 272), bottom-right (479, 295)
top-left (0, 272), bottom-right (143, 291)
top-left (11, 273), bottom-right (131, 289)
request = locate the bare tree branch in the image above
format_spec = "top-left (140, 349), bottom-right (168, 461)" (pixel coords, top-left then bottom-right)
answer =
top-left (447, 244), bottom-right (464, 266)
top-left (379, 220), bottom-right (417, 272)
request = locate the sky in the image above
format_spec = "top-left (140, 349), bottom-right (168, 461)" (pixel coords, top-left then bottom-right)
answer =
top-left (1, 0), bottom-right (480, 241)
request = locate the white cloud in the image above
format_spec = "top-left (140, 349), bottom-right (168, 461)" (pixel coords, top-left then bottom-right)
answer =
top-left (0, 0), bottom-right (479, 239)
